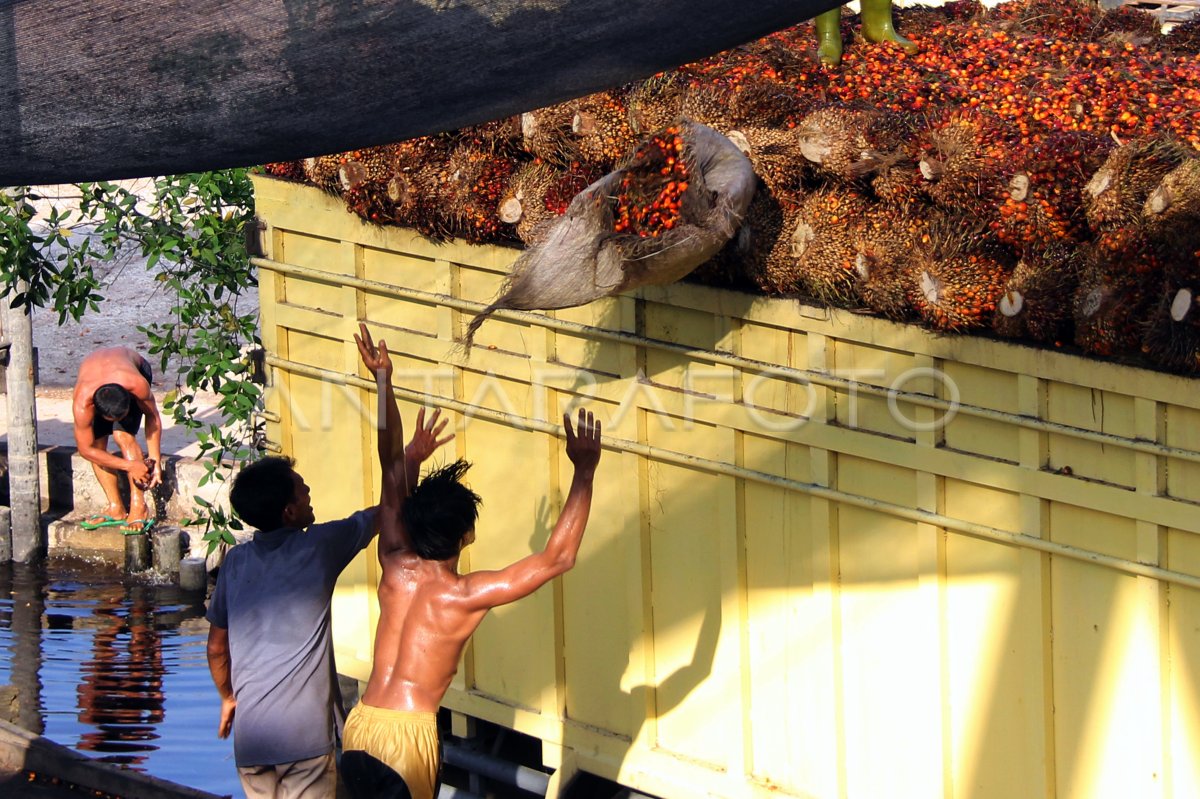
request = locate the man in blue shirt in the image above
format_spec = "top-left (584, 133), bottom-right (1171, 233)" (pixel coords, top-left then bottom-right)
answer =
top-left (206, 326), bottom-right (451, 799)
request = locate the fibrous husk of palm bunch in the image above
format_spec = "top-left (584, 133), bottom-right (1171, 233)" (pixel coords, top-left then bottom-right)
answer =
top-left (462, 115), bottom-right (524, 154)
top-left (1164, 17), bottom-right (1200, 54)
top-left (1083, 137), bottom-right (1194, 231)
top-left (1141, 158), bottom-right (1200, 249)
top-left (732, 182), bottom-right (806, 294)
top-left (993, 130), bottom-right (1114, 258)
top-left (466, 121), bottom-right (756, 345)
top-left (499, 160), bottom-right (560, 246)
top-left (443, 143), bottom-right (520, 244)
top-left (917, 109), bottom-right (1009, 215)
top-left (991, 243), bottom-right (1080, 344)
top-left (790, 187), bottom-right (873, 303)
top-left (302, 153), bottom-right (345, 194)
top-left (853, 203), bottom-right (932, 320)
top-left (724, 125), bottom-right (808, 196)
top-left (796, 106), bottom-right (903, 184)
top-left (1073, 225), bottom-right (1165, 356)
top-left (570, 91), bottom-right (638, 169)
top-left (1141, 253), bottom-right (1200, 373)
top-left (625, 74), bottom-right (686, 136)
top-left (909, 221), bottom-right (1013, 332)
top-left (343, 179), bottom-right (399, 227)
top-left (871, 147), bottom-right (927, 207)
top-left (520, 103), bottom-right (580, 166)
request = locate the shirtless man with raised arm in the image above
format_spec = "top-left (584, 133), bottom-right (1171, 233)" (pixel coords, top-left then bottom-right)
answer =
top-left (72, 346), bottom-right (163, 532)
top-left (343, 324), bottom-right (602, 799)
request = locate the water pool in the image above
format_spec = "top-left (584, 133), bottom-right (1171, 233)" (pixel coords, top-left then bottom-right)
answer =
top-left (0, 558), bottom-right (240, 797)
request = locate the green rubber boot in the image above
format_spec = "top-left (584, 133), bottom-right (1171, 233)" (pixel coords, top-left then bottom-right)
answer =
top-left (815, 9), bottom-right (844, 67)
top-left (861, 0), bottom-right (918, 53)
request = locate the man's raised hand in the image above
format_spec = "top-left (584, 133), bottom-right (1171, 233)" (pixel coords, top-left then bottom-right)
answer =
top-left (407, 407), bottom-right (455, 465)
top-left (563, 408), bottom-right (601, 477)
top-left (354, 322), bottom-right (393, 379)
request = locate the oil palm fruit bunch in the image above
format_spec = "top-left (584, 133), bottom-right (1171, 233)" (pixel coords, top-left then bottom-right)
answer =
top-left (262, 161), bottom-right (306, 181)
top-left (611, 125), bottom-right (693, 239)
top-left (1164, 17), bottom-right (1200, 54)
top-left (791, 187), bottom-right (872, 303)
top-left (1095, 6), bottom-right (1163, 43)
top-left (991, 244), bottom-right (1080, 344)
top-left (917, 109), bottom-right (1009, 216)
top-left (1083, 137), bottom-right (1194, 231)
top-left (1073, 224), bottom-right (1164, 356)
top-left (625, 75), bottom-right (686, 136)
top-left (1141, 254), bottom-right (1200, 374)
top-left (1141, 158), bottom-right (1200, 252)
top-left (444, 143), bottom-right (519, 243)
top-left (853, 202), bottom-right (931, 320)
top-left (795, 105), bottom-right (903, 184)
top-left (724, 125), bottom-right (809, 196)
top-left (571, 91), bottom-right (638, 169)
top-left (909, 221), bottom-right (1012, 332)
top-left (499, 160), bottom-right (559, 245)
top-left (302, 153), bottom-right (346, 194)
top-left (520, 103), bottom-right (581, 167)
top-left (336, 145), bottom-right (395, 192)
top-left (993, 131), bottom-right (1113, 257)
top-left (991, 0), bottom-right (1100, 41)
top-left (735, 184), bottom-right (807, 294)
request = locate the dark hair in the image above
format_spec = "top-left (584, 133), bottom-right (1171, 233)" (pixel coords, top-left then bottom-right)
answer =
top-left (230, 456), bottom-right (297, 532)
top-left (403, 460), bottom-right (482, 561)
top-left (94, 383), bottom-right (132, 420)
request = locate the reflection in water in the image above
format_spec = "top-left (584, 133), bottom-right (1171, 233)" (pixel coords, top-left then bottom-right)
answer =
top-left (0, 557), bottom-right (240, 796)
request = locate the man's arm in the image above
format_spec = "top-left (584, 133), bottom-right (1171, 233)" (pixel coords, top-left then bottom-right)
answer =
top-left (356, 323), bottom-right (412, 554)
top-left (72, 401), bottom-right (149, 480)
top-left (460, 409), bottom-right (601, 611)
top-left (135, 381), bottom-right (163, 488)
top-left (206, 625), bottom-right (236, 739)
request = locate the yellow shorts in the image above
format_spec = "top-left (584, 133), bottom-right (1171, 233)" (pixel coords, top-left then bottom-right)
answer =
top-left (342, 702), bottom-right (440, 799)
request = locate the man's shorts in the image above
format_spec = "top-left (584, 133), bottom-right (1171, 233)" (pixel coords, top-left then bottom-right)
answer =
top-left (92, 359), bottom-right (153, 439)
top-left (341, 702), bottom-right (440, 799)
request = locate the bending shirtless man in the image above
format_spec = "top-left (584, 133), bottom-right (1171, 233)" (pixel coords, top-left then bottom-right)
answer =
top-left (343, 324), bottom-right (602, 799)
top-left (72, 347), bottom-right (163, 532)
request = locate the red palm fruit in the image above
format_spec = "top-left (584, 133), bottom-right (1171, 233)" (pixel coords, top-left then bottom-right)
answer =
top-left (791, 187), bottom-right (873, 304)
top-left (571, 92), bottom-right (638, 168)
top-left (992, 244), bottom-right (1080, 344)
top-left (993, 131), bottom-right (1114, 257)
top-left (262, 161), bottom-right (306, 181)
top-left (543, 162), bottom-right (604, 216)
top-left (909, 222), bottom-right (1013, 332)
top-left (991, 0), bottom-right (1100, 41)
top-left (1095, 7), bottom-right (1163, 42)
top-left (1083, 137), bottom-right (1193, 231)
top-left (443, 143), bottom-right (519, 243)
top-left (1074, 225), bottom-right (1164, 356)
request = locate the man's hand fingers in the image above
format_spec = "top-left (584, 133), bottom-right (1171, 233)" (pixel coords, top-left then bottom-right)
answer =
top-left (416, 406), bottom-right (427, 431)
top-left (563, 411), bottom-right (576, 444)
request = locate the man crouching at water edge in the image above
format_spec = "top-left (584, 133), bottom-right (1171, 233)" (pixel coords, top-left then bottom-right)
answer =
top-left (205, 339), bottom-right (453, 798)
top-left (342, 325), bottom-right (602, 799)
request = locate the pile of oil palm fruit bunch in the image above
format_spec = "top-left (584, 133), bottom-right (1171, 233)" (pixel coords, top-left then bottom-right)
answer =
top-left (263, 0), bottom-right (1200, 373)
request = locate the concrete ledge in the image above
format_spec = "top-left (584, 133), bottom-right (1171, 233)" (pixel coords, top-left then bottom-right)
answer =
top-left (45, 516), bottom-right (195, 562)
top-left (0, 719), bottom-right (228, 799)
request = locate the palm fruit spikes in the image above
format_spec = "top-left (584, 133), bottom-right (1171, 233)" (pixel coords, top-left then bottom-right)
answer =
top-left (500, 160), bottom-right (559, 245)
top-left (736, 184), bottom-right (806, 294)
top-left (611, 126), bottom-right (692, 239)
top-left (853, 203), bottom-right (930, 319)
top-left (796, 106), bottom-right (903, 184)
top-left (1083, 137), bottom-right (1194, 231)
top-left (917, 109), bottom-right (1010, 214)
top-left (1141, 254), bottom-right (1200, 374)
top-left (1142, 158), bottom-right (1200, 253)
top-left (571, 92), bottom-right (638, 169)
